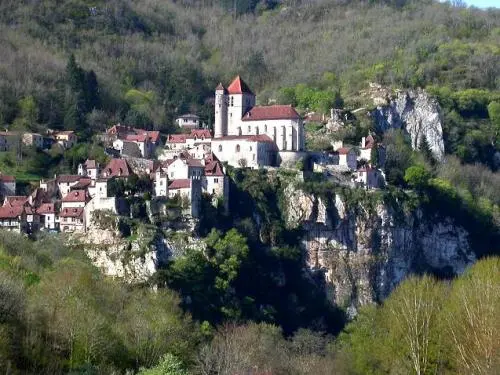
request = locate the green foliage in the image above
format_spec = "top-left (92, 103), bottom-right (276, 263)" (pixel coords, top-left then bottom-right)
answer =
top-left (138, 353), bottom-right (188, 375)
top-left (404, 165), bottom-right (431, 189)
top-left (337, 258), bottom-right (500, 374)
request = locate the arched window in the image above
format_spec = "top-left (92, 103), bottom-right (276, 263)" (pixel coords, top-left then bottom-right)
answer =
top-left (230, 96), bottom-right (234, 106)
top-left (218, 145), bottom-right (222, 152)
top-left (264, 124), bottom-right (268, 133)
top-left (236, 144), bottom-right (240, 153)
top-left (238, 127), bottom-right (242, 136)
top-left (255, 127), bottom-right (259, 135)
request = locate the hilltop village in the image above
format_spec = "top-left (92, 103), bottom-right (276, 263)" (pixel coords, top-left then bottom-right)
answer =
top-left (0, 76), bottom-right (385, 234)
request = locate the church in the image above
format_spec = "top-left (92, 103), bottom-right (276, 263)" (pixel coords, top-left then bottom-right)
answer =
top-left (211, 76), bottom-right (306, 168)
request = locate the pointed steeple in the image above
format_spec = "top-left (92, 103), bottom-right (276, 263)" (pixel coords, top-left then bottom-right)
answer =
top-left (215, 82), bottom-right (225, 91)
top-left (227, 76), bottom-right (254, 95)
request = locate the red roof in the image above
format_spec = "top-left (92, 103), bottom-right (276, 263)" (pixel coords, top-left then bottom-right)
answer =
top-left (0, 175), bottom-right (15, 182)
top-left (59, 207), bottom-right (84, 218)
top-left (363, 135), bottom-right (375, 149)
top-left (84, 159), bottom-right (97, 169)
top-left (37, 203), bottom-right (56, 214)
top-left (337, 147), bottom-right (353, 155)
top-left (188, 129), bottom-right (212, 139)
top-left (168, 179), bottom-right (191, 190)
top-left (227, 76), bottom-right (254, 95)
top-left (4, 196), bottom-right (29, 207)
top-left (102, 159), bottom-right (132, 178)
top-left (205, 161), bottom-right (225, 176)
top-left (187, 159), bottom-right (204, 168)
top-left (242, 105), bottom-right (300, 121)
top-left (167, 134), bottom-right (187, 143)
top-left (57, 175), bottom-right (81, 183)
top-left (0, 205), bottom-right (24, 219)
top-left (62, 190), bottom-right (88, 203)
top-left (71, 179), bottom-right (92, 189)
top-left (125, 133), bottom-right (148, 142)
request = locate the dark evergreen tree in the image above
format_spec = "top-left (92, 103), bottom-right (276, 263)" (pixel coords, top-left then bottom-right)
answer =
top-left (84, 70), bottom-right (100, 111)
top-left (419, 135), bottom-right (436, 165)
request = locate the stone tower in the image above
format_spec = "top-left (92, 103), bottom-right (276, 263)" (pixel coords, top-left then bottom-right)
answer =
top-left (214, 83), bottom-right (227, 138)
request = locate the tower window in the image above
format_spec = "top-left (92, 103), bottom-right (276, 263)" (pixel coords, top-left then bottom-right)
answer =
top-left (218, 145), bottom-right (222, 152)
top-left (236, 144), bottom-right (241, 152)
top-left (248, 126), bottom-right (251, 133)
top-left (230, 96), bottom-right (234, 106)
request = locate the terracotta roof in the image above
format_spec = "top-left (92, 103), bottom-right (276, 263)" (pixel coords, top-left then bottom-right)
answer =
top-left (168, 179), bottom-right (191, 190)
top-left (227, 76), bottom-right (254, 95)
top-left (0, 175), bottom-right (15, 182)
top-left (59, 207), bottom-right (84, 218)
top-left (167, 134), bottom-right (187, 143)
top-left (71, 179), bottom-right (92, 189)
top-left (4, 196), bottom-right (29, 207)
top-left (24, 206), bottom-right (36, 215)
top-left (37, 203), bottom-right (56, 214)
top-left (107, 124), bottom-right (131, 135)
top-left (102, 158), bottom-right (132, 178)
top-left (146, 130), bottom-right (160, 143)
top-left (0, 205), bottom-right (24, 219)
top-left (205, 161), bottom-right (225, 176)
top-left (62, 190), bottom-right (88, 203)
top-left (84, 159), bottom-right (97, 169)
top-left (363, 135), bottom-right (375, 149)
top-left (337, 147), bottom-right (353, 155)
top-left (242, 105), bottom-right (300, 121)
top-left (188, 129), bottom-right (212, 139)
top-left (124, 133), bottom-right (148, 142)
top-left (57, 175), bottom-right (81, 183)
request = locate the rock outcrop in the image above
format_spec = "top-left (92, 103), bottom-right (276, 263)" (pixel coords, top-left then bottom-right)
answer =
top-left (370, 88), bottom-right (445, 160)
top-left (71, 226), bottom-right (203, 282)
top-left (284, 184), bottom-right (475, 310)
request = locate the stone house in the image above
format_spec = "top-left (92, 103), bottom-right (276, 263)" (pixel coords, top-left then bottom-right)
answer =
top-left (0, 205), bottom-right (27, 233)
top-left (37, 202), bottom-right (59, 231)
top-left (22, 133), bottom-right (44, 149)
top-left (60, 207), bottom-right (85, 233)
top-left (61, 190), bottom-right (90, 210)
top-left (355, 166), bottom-right (383, 189)
top-left (211, 134), bottom-right (277, 168)
top-left (78, 159), bottom-right (100, 180)
top-left (54, 131), bottom-right (78, 149)
top-left (334, 147), bottom-right (357, 170)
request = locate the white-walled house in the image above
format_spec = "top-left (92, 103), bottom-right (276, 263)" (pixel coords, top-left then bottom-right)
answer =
top-left (211, 134), bottom-right (277, 168)
top-left (355, 166), bottom-right (383, 189)
top-left (335, 147), bottom-right (357, 170)
top-left (78, 159), bottom-right (100, 180)
top-left (60, 207), bottom-right (85, 233)
top-left (61, 190), bottom-right (90, 209)
top-left (176, 114), bottom-right (201, 128)
top-left (37, 203), bottom-right (58, 231)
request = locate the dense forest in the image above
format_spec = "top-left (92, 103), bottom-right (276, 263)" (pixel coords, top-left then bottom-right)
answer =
top-left (0, 231), bottom-right (497, 374)
top-left (0, 0), bottom-right (499, 374)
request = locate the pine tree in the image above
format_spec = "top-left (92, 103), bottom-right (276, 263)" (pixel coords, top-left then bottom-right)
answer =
top-left (419, 135), bottom-right (436, 165)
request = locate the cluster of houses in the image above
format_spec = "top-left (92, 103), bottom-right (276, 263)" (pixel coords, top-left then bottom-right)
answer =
top-left (0, 147), bottom-right (228, 234)
top-left (0, 129), bottom-right (79, 152)
top-left (0, 76), bottom-right (389, 234)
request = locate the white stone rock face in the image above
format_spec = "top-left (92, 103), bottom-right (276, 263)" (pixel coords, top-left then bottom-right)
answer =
top-left (371, 89), bottom-right (445, 160)
top-left (286, 185), bottom-right (475, 308)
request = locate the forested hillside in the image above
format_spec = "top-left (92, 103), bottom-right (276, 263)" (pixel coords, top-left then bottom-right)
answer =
top-left (0, 0), bottom-right (499, 133)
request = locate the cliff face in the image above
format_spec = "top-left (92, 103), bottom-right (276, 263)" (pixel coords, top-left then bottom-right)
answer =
top-left (371, 89), bottom-right (445, 160)
top-left (284, 184), bottom-right (474, 310)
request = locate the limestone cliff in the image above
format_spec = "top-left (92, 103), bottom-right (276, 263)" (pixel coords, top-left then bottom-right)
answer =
top-left (284, 183), bottom-right (474, 311)
top-left (70, 226), bottom-right (202, 283)
top-left (370, 88), bottom-right (445, 160)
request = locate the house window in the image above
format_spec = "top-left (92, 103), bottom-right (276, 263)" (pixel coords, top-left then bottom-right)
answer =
top-left (255, 127), bottom-right (259, 135)
top-left (160, 180), bottom-right (163, 186)
top-left (218, 145), bottom-right (222, 152)
top-left (236, 144), bottom-right (240, 153)
top-left (248, 126), bottom-right (251, 133)
top-left (170, 172), bottom-right (174, 178)
top-left (214, 178), bottom-right (218, 183)
top-left (249, 146), bottom-right (252, 151)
